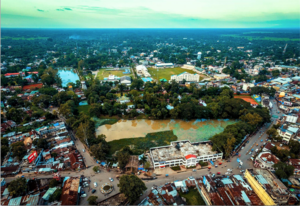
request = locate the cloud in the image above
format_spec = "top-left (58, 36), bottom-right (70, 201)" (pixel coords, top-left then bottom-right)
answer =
top-left (37, 9), bottom-right (44, 12)
top-left (56, 9), bottom-right (64, 11)
top-left (64, 8), bottom-right (72, 11)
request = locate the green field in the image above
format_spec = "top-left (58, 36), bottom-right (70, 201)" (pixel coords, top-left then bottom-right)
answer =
top-left (221, 34), bottom-right (299, 41)
top-left (179, 188), bottom-right (206, 205)
top-left (107, 130), bottom-right (177, 155)
top-left (148, 67), bottom-right (204, 81)
top-left (96, 69), bottom-right (133, 80)
top-left (1, 36), bottom-right (49, 40)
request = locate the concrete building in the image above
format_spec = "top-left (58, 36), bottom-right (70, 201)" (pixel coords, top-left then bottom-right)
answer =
top-left (254, 152), bottom-right (280, 170)
top-left (170, 72), bottom-right (199, 83)
top-left (136, 65), bottom-right (151, 77)
top-left (120, 76), bottom-right (131, 85)
top-left (154, 63), bottom-right (174, 68)
top-left (197, 52), bottom-right (202, 60)
top-left (149, 140), bottom-right (222, 169)
top-left (245, 169), bottom-right (291, 205)
top-left (213, 74), bottom-right (230, 80)
top-left (81, 81), bottom-right (87, 90)
top-left (103, 75), bottom-right (120, 82)
top-left (287, 159), bottom-right (300, 175)
top-left (60, 177), bottom-right (80, 205)
top-left (277, 124), bottom-right (299, 144)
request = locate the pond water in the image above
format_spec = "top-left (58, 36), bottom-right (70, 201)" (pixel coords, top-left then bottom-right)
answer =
top-left (96, 119), bottom-right (238, 142)
top-left (58, 69), bottom-right (80, 87)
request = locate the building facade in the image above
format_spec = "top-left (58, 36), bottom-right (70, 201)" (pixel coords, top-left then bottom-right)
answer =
top-left (170, 72), bottom-right (199, 83)
top-left (149, 140), bottom-right (223, 169)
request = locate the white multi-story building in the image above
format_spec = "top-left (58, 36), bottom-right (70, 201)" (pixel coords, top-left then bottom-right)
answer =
top-left (136, 65), bottom-right (151, 77)
top-left (254, 152), bottom-right (280, 171)
top-left (170, 72), bottom-right (199, 83)
top-left (197, 52), bottom-right (202, 60)
top-left (149, 140), bottom-right (223, 169)
top-left (155, 63), bottom-right (174, 68)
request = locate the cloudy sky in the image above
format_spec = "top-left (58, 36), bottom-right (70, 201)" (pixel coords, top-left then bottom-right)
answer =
top-left (2, 0), bottom-right (300, 28)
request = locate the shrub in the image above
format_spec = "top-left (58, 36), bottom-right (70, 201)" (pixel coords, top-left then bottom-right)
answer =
top-left (171, 166), bottom-right (181, 171)
top-left (199, 161), bottom-right (208, 166)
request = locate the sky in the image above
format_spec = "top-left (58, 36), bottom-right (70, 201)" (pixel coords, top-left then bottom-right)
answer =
top-left (1, 0), bottom-right (300, 28)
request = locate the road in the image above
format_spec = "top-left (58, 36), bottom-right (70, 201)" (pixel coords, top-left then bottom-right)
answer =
top-left (5, 98), bottom-right (283, 204)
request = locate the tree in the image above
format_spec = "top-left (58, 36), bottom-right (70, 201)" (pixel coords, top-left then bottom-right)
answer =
top-left (31, 73), bottom-right (39, 83)
top-left (118, 175), bottom-right (147, 203)
top-left (33, 138), bottom-right (49, 149)
top-left (49, 179), bottom-right (58, 188)
top-left (49, 188), bottom-right (62, 202)
top-left (1, 145), bottom-right (9, 159)
top-left (225, 135), bottom-right (236, 158)
top-left (266, 128), bottom-right (278, 139)
top-left (131, 79), bottom-right (144, 90)
top-left (118, 84), bottom-right (125, 96)
top-left (6, 108), bottom-right (25, 123)
top-left (117, 149), bottom-right (131, 171)
top-left (93, 166), bottom-right (100, 173)
top-left (274, 162), bottom-right (294, 179)
top-left (144, 161), bottom-right (151, 169)
top-left (8, 177), bottom-right (27, 196)
top-left (87, 196), bottom-right (98, 205)
top-left (90, 135), bottom-right (110, 160)
top-left (11, 141), bottom-right (27, 160)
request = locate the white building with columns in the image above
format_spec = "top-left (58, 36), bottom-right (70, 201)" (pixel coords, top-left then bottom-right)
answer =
top-left (149, 140), bottom-right (223, 169)
top-left (170, 72), bottom-right (199, 83)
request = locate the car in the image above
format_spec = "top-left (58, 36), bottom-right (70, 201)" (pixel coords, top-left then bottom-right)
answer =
top-left (212, 173), bottom-right (216, 177)
top-left (225, 172), bottom-right (230, 175)
top-left (82, 149), bottom-right (85, 153)
top-left (91, 189), bottom-right (96, 194)
top-left (241, 147), bottom-right (244, 150)
top-left (249, 152), bottom-right (252, 155)
top-left (109, 177), bottom-right (114, 182)
top-left (217, 172), bottom-right (221, 175)
top-left (227, 169), bottom-right (232, 172)
top-left (240, 170), bottom-right (245, 173)
top-left (83, 178), bottom-right (89, 181)
top-left (280, 144), bottom-right (283, 147)
top-left (192, 169), bottom-right (197, 172)
top-left (81, 194), bottom-right (87, 197)
top-left (94, 182), bottom-right (98, 187)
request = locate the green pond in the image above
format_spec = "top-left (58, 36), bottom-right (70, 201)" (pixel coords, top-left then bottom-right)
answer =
top-left (95, 119), bottom-right (238, 142)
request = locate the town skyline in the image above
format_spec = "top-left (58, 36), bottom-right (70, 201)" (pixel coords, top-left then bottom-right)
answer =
top-left (2, 0), bottom-right (300, 28)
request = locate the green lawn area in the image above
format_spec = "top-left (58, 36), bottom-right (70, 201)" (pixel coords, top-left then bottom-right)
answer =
top-left (1, 36), bottom-right (49, 40)
top-left (77, 105), bottom-right (90, 114)
top-left (107, 130), bottom-right (177, 155)
top-left (148, 67), bottom-right (204, 81)
top-left (179, 188), bottom-right (206, 205)
top-left (96, 68), bottom-right (133, 80)
top-left (221, 34), bottom-right (300, 41)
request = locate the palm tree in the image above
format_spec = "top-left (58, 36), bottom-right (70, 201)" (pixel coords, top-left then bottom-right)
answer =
top-left (139, 155), bottom-right (147, 165)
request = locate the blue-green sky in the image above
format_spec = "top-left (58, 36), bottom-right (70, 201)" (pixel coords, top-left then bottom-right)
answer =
top-left (2, 0), bottom-right (300, 28)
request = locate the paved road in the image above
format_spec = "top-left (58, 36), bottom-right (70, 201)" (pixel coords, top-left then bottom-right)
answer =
top-left (6, 98), bottom-right (283, 204)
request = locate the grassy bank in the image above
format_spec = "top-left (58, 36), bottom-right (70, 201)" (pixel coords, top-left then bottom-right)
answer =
top-left (179, 188), bottom-right (206, 205)
top-left (108, 130), bottom-right (177, 155)
top-left (148, 67), bottom-right (203, 81)
top-left (78, 105), bottom-right (91, 114)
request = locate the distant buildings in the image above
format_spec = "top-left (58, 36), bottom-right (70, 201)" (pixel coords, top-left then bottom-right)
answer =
top-left (149, 140), bottom-right (222, 169)
top-left (213, 74), bottom-right (230, 80)
top-left (154, 63), bottom-right (174, 68)
top-left (120, 76), bottom-right (131, 85)
top-left (197, 52), bottom-right (202, 60)
top-left (103, 75), bottom-right (120, 82)
top-left (136, 65), bottom-right (151, 77)
top-left (170, 72), bottom-right (199, 83)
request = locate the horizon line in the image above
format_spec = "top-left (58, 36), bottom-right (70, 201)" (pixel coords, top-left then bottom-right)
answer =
top-left (2, 27), bottom-right (300, 29)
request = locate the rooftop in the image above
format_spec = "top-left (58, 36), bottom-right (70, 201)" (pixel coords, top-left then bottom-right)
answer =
top-left (150, 140), bottom-right (217, 162)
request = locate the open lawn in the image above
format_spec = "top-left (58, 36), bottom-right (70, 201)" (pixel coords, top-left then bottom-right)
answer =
top-left (221, 34), bottom-right (299, 41)
top-left (179, 188), bottom-right (206, 205)
top-left (148, 67), bottom-right (204, 81)
top-left (96, 68), bottom-right (133, 80)
top-left (1, 36), bottom-right (49, 40)
top-left (107, 130), bottom-right (177, 155)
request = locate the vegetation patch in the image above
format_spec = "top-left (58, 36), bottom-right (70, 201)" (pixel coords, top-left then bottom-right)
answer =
top-left (221, 34), bottom-right (300, 41)
top-left (1, 36), bottom-right (49, 40)
top-left (77, 105), bottom-right (91, 114)
top-left (148, 67), bottom-right (203, 81)
top-left (171, 166), bottom-right (181, 171)
top-left (96, 68), bottom-right (133, 80)
top-left (179, 188), bottom-right (206, 205)
top-left (108, 130), bottom-right (177, 155)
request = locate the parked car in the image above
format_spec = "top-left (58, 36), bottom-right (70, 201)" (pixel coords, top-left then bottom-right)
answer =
top-left (94, 182), bottom-right (98, 187)
top-left (212, 174), bottom-right (216, 178)
top-left (92, 189), bottom-right (96, 194)
top-left (249, 152), bottom-right (252, 155)
top-left (109, 177), bottom-right (114, 182)
top-left (81, 194), bottom-right (87, 198)
top-left (82, 149), bottom-right (85, 153)
top-left (240, 170), bottom-right (245, 173)
top-left (255, 149), bottom-right (259, 152)
top-left (192, 169), bottom-right (197, 172)
top-left (217, 172), bottom-right (221, 175)
top-left (241, 147), bottom-right (244, 150)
